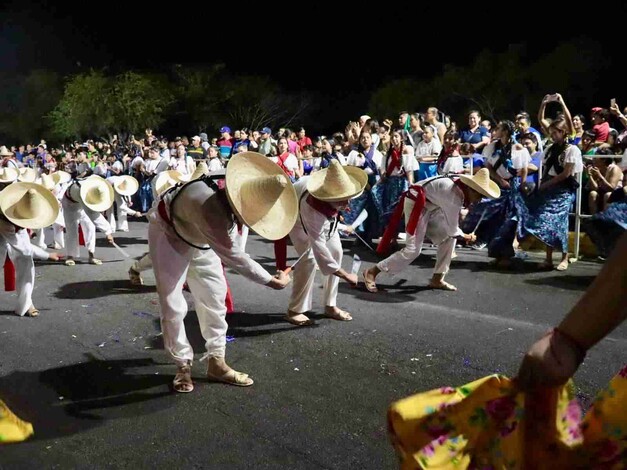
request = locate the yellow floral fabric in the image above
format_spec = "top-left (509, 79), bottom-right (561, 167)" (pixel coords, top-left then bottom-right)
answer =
top-left (388, 365), bottom-right (627, 469)
top-left (0, 399), bottom-right (34, 444)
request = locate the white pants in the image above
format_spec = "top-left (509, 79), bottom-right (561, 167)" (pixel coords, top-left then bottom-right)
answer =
top-left (377, 200), bottom-right (456, 276)
top-left (0, 222), bottom-right (35, 316)
top-left (33, 225), bottom-right (65, 249)
top-left (236, 225), bottom-right (249, 252)
top-left (149, 221), bottom-right (228, 367)
top-left (288, 228), bottom-right (341, 313)
top-left (63, 199), bottom-right (112, 258)
top-left (107, 194), bottom-right (139, 232)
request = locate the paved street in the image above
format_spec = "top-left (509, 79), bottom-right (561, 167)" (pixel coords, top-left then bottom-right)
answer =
top-left (1, 220), bottom-right (625, 469)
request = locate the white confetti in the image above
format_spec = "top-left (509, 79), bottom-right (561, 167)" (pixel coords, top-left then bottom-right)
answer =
top-left (294, 368), bottom-right (299, 371)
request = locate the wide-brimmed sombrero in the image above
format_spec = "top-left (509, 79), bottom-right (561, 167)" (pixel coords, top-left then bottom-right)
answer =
top-left (0, 182), bottom-right (59, 229)
top-left (79, 177), bottom-right (114, 212)
top-left (38, 173), bottom-right (57, 191)
top-left (225, 151), bottom-right (298, 240)
top-left (113, 175), bottom-right (139, 196)
top-left (306, 160), bottom-right (368, 202)
top-left (155, 170), bottom-right (185, 196)
top-left (53, 171), bottom-right (71, 185)
top-left (0, 146), bottom-right (13, 157)
top-left (185, 161), bottom-right (209, 181)
top-left (457, 168), bottom-right (501, 199)
top-left (0, 167), bottom-right (19, 184)
top-left (17, 168), bottom-right (38, 183)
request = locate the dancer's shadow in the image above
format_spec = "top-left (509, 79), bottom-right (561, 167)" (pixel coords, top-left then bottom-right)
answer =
top-left (339, 278), bottom-right (430, 303)
top-left (0, 355), bottom-right (172, 440)
top-left (55, 280), bottom-right (156, 299)
top-left (96, 236), bottom-right (147, 248)
top-left (525, 274), bottom-right (596, 291)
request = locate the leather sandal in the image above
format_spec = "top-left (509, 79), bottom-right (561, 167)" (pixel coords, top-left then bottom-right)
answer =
top-left (64, 259), bottom-right (76, 266)
top-left (283, 311), bottom-right (315, 326)
top-left (89, 257), bottom-right (103, 265)
top-left (207, 369), bottom-right (254, 387)
top-left (173, 364), bottom-right (194, 393)
top-left (25, 306), bottom-right (39, 317)
top-left (128, 267), bottom-right (143, 286)
top-left (324, 308), bottom-right (353, 321)
top-left (362, 269), bottom-right (378, 293)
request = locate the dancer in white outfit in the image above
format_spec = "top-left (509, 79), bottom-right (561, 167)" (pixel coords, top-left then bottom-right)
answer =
top-left (148, 152), bottom-right (296, 392)
top-left (0, 180), bottom-right (62, 317)
top-left (106, 175), bottom-right (141, 232)
top-left (128, 164), bottom-right (209, 286)
top-left (33, 172), bottom-right (71, 250)
top-left (285, 160), bottom-right (367, 326)
top-left (62, 176), bottom-right (115, 266)
top-left (363, 169), bottom-right (500, 292)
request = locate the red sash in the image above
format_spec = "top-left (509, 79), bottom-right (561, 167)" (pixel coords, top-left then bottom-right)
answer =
top-left (306, 195), bottom-right (338, 218)
top-left (276, 152), bottom-right (293, 177)
top-left (4, 255), bottom-right (15, 291)
top-left (386, 148), bottom-right (402, 175)
top-left (376, 185), bottom-right (426, 256)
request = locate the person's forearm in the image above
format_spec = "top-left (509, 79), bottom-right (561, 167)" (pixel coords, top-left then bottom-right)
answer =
top-left (558, 232), bottom-right (627, 350)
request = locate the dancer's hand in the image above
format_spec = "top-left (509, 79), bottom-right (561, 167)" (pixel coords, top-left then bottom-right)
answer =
top-left (48, 252), bottom-right (63, 261)
top-left (515, 329), bottom-right (585, 391)
top-left (106, 234), bottom-right (114, 245)
top-left (343, 272), bottom-right (358, 286)
top-left (463, 233), bottom-right (477, 244)
top-left (267, 270), bottom-right (291, 290)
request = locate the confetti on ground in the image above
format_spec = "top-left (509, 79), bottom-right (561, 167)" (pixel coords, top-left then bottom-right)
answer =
top-left (294, 368), bottom-right (299, 371)
top-left (98, 342), bottom-right (106, 347)
top-left (426, 354), bottom-right (433, 357)
top-left (226, 336), bottom-right (235, 342)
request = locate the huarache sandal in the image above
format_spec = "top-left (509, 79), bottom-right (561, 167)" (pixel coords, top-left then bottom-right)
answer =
top-left (128, 267), bottom-right (143, 286)
top-left (428, 281), bottom-right (458, 291)
top-left (206, 369), bottom-right (254, 387)
top-left (283, 312), bottom-right (315, 326)
top-left (89, 257), bottom-right (103, 265)
top-left (556, 259), bottom-right (569, 271)
top-left (173, 364), bottom-right (194, 393)
top-left (362, 269), bottom-right (379, 293)
top-left (64, 259), bottom-right (76, 266)
top-left (25, 306), bottom-right (39, 317)
top-left (324, 308), bottom-right (353, 321)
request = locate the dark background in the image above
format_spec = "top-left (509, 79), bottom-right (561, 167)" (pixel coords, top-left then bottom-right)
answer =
top-left (1, 0), bottom-right (625, 136)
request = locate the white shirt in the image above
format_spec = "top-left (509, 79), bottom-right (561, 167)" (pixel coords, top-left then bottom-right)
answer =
top-left (440, 156), bottom-right (464, 175)
top-left (208, 158), bottom-right (224, 172)
top-left (415, 139), bottom-right (442, 158)
top-left (543, 144), bottom-right (584, 176)
top-left (383, 148), bottom-right (417, 176)
top-left (157, 180), bottom-right (272, 285)
top-left (484, 143), bottom-right (530, 179)
top-left (417, 176), bottom-right (465, 239)
top-left (291, 177), bottom-right (341, 276)
top-left (269, 153), bottom-right (299, 174)
top-left (346, 148), bottom-right (383, 175)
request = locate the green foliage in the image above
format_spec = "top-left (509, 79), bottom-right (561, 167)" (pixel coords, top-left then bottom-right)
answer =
top-left (50, 70), bottom-right (173, 141)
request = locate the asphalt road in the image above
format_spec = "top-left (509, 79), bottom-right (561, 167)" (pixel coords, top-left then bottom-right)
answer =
top-left (1, 221), bottom-right (624, 469)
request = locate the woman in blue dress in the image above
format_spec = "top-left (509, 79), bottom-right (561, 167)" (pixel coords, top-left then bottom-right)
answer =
top-left (519, 118), bottom-right (584, 271)
top-left (585, 186), bottom-right (627, 258)
top-left (461, 120), bottom-right (530, 267)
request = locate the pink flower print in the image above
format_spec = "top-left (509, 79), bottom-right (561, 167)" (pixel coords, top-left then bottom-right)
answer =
top-left (422, 435), bottom-right (448, 458)
top-left (485, 396), bottom-right (516, 422)
top-left (565, 400), bottom-right (582, 425)
top-left (440, 387), bottom-right (455, 394)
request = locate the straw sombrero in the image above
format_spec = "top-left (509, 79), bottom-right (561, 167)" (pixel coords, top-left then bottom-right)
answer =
top-left (79, 177), bottom-right (114, 212)
top-left (0, 146), bottom-right (13, 157)
top-left (0, 167), bottom-right (19, 183)
top-left (17, 168), bottom-right (38, 183)
top-left (113, 175), bottom-right (139, 196)
top-left (38, 173), bottom-right (57, 191)
top-left (457, 168), bottom-right (501, 199)
top-left (225, 151), bottom-right (298, 240)
top-left (306, 160), bottom-right (368, 202)
top-left (53, 171), bottom-right (71, 185)
top-left (0, 182), bottom-right (59, 229)
top-left (155, 170), bottom-right (185, 196)
top-left (186, 161), bottom-right (209, 181)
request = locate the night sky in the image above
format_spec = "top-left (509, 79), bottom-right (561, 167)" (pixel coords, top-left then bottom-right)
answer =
top-left (2, 0), bottom-right (625, 133)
